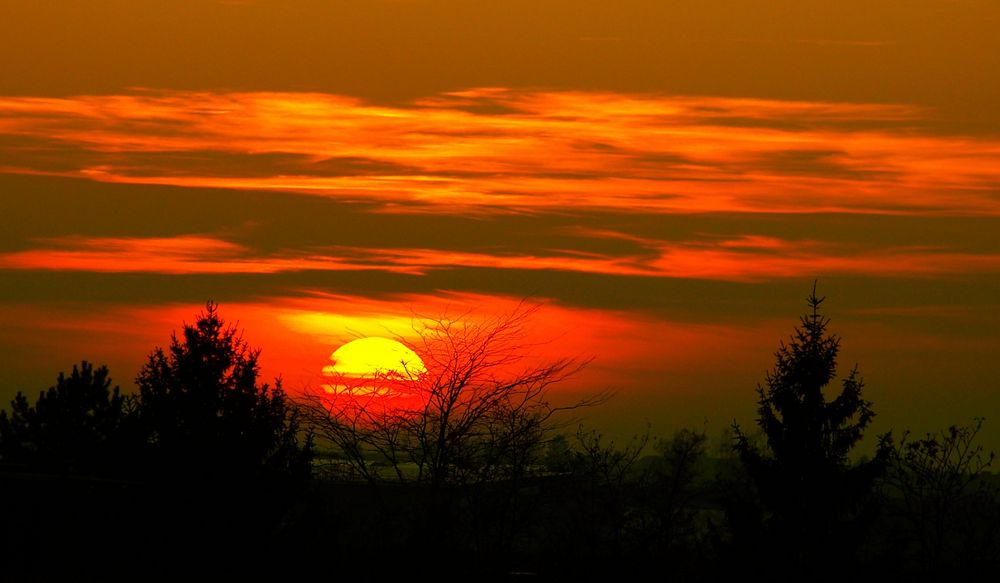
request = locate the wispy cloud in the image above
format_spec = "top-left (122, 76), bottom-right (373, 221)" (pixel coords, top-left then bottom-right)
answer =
top-left (361, 241), bottom-right (1000, 281)
top-left (1, 89), bottom-right (999, 215)
top-left (0, 235), bottom-right (419, 275)
top-left (4, 233), bottom-right (1000, 282)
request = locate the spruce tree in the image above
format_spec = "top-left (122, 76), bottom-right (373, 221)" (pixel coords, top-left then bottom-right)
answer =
top-left (732, 285), bottom-right (890, 575)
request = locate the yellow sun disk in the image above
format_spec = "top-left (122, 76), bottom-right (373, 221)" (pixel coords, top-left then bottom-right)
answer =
top-left (323, 337), bottom-right (426, 378)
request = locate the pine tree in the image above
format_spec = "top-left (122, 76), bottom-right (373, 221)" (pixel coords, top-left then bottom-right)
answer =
top-left (136, 301), bottom-right (310, 479)
top-left (0, 361), bottom-right (132, 474)
top-left (731, 285), bottom-right (890, 575)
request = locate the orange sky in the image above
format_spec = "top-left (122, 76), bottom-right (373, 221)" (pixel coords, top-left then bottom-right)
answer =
top-left (2, 0), bottom-right (998, 451)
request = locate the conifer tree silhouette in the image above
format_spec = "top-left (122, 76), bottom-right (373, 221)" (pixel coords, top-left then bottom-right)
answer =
top-left (732, 285), bottom-right (890, 576)
top-left (136, 301), bottom-right (310, 479)
top-left (0, 361), bottom-right (131, 474)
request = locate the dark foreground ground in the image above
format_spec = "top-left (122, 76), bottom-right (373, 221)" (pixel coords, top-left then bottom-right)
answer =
top-left (3, 467), bottom-right (998, 581)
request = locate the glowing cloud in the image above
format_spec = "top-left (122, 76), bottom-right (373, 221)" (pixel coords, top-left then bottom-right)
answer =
top-left (0, 235), bottom-right (421, 275)
top-left (3, 233), bottom-right (1000, 282)
top-left (1, 89), bottom-right (999, 215)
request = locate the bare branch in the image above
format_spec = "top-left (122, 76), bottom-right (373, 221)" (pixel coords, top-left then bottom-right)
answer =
top-left (295, 302), bottom-right (605, 487)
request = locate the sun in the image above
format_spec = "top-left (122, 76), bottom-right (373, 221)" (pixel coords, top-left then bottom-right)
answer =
top-left (322, 337), bottom-right (426, 391)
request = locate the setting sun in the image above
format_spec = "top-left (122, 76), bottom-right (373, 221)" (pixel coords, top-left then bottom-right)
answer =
top-left (322, 337), bottom-right (426, 382)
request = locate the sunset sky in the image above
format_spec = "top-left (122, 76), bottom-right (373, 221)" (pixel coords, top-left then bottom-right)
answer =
top-left (2, 0), bottom-right (999, 451)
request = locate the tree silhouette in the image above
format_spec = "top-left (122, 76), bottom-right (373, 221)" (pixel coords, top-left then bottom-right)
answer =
top-left (529, 425), bottom-right (711, 578)
top-left (883, 418), bottom-right (999, 577)
top-left (731, 285), bottom-right (890, 576)
top-left (0, 362), bottom-right (148, 576)
top-left (0, 361), bottom-right (133, 475)
top-left (127, 302), bottom-right (316, 571)
top-left (561, 426), bottom-right (651, 561)
top-left (0, 305), bottom-right (315, 574)
top-left (302, 302), bottom-right (598, 487)
top-left (300, 302), bottom-right (604, 565)
top-left (136, 301), bottom-right (310, 479)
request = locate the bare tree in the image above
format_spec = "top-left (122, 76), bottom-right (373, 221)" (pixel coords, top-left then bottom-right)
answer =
top-left (883, 418), bottom-right (999, 576)
top-left (567, 425), bottom-right (652, 557)
top-left (298, 302), bottom-right (604, 487)
top-left (297, 302), bottom-right (608, 557)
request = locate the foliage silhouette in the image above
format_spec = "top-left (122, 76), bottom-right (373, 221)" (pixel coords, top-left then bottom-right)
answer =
top-left (2, 291), bottom-right (998, 578)
top-left (0, 361), bottom-right (134, 475)
top-left (730, 284), bottom-right (891, 577)
top-left (136, 301), bottom-right (311, 480)
top-left (882, 418), bottom-right (999, 578)
top-left (642, 427), bottom-right (712, 558)
top-left (122, 301), bottom-right (315, 573)
top-left (566, 425), bottom-right (651, 559)
top-left (527, 426), bottom-right (711, 578)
